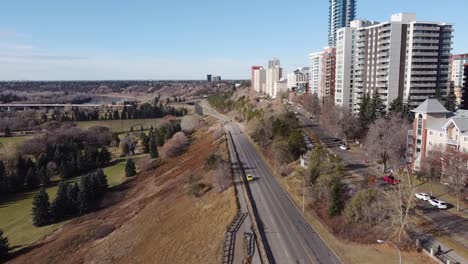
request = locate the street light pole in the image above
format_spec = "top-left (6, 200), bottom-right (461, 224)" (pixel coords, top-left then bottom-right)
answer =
top-left (302, 175), bottom-right (305, 214)
top-left (377, 240), bottom-right (402, 264)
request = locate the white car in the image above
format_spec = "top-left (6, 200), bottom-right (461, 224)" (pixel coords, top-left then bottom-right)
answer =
top-left (415, 192), bottom-right (432, 201)
top-left (339, 144), bottom-right (349, 150)
top-left (428, 199), bottom-right (448, 209)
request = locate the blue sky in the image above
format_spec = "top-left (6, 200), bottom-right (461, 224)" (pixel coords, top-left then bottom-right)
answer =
top-left (1, 0), bottom-right (467, 80)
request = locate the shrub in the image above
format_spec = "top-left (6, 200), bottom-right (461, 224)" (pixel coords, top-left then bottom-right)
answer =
top-left (160, 132), bottom-right (189, 159)
top-left (181, 115), bottom-right (202, 134)
top-left (205, 154), bottom-right (222, 170)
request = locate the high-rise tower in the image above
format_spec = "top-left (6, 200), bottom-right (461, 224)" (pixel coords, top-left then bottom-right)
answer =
top-left (328, 0), bottom-right (356, 47)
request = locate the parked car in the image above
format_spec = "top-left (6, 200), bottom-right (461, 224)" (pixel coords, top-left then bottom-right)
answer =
top-left (383, 175), bottom-right (399, 185)
top-left (415, 192), bottom-right (432, 201)
top-left (428, 199), bottom-right (448, 209)
top-left (339, 144), bottom-right (349, 150)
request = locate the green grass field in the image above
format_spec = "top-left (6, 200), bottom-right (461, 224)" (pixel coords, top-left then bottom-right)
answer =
top-left (76, 118), bottom-right (179, 133)
top-left (0, 135), bottom-right (33, 152)
top-left (0, 159), bottom-right (128, 250)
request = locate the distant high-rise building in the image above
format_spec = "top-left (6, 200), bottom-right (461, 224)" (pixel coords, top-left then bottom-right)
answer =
top-left (321, 47), bottom-right (336, 100)
top-left (348, 13), bottom-right (453, 111)
top-left (328, 0), bottom-right (356, 46)
top-left (212, 76), bottom-right (222, 82)
top-left (266, 58), bottom-right (283, 97)
top-left (335, 20), bottom-right (378, 110)
top-left (309, 52), bottom-right (324, 95)
top-left (207, 74), bottom-right (212, 82)
top-left (272, 78), bottom-right (288, 99)
top-left (450, 54), bottom-right (468, 107)
top-left (287, 67), bottom-right (310, 94)
top-left (463, 64), bottom-right (468, 109)
top-left (252, 67), bottom-right (266, 93)
top-left (251, 66), bottom-right (262, 92)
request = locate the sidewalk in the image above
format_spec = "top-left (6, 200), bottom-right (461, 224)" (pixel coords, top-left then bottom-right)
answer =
top-left (411, 229), bottom-right (466, 264)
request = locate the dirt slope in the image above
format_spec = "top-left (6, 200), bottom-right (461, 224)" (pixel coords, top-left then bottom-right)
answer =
top-left (8, 119), bottom-right (237, 264)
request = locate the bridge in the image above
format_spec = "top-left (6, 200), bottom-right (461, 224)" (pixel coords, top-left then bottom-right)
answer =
top-left (0, 103), bottom-right (130, 112)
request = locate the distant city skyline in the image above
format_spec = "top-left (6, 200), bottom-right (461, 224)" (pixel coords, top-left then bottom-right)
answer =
top-left (1, 0), bottom-right (467, 80)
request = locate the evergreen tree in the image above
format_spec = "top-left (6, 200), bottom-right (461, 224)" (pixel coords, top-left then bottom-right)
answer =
top-left (32, 187), bottom-right (51, 226)
top-left (389, 97), bottom-right (404, 113)
top-left (0, 161), bottom-right (6, 194)
top-left (67, 183), bottom-right (80, 215)
top-left (140, 125), bottom-right (144, 132)
top-left (141, 133), bottom-right (150, 153)
top-left (95, 169), bottom-right (108, 195)
top-left (154, 129), bottom-right (164, 146)
top-left (358, 93), bottom-right (371, 128)
top-left (113, 110), bottom-right (120, 120)
top-left (328, 179), bottom-right (346, 217)
top-left (98, 147), bottom-right (112, 166)
top-left (149, 136), bottom-right (158, 158)
top-left (4, 126), bottom-right (11, 137)
top-left (368, 92), bottom-right (385, 123)
top-left (0, 229), bottom-right (9, 262)
top-left (445, 82), bottom-right (456, 112)
top-left (25, 167), bottom-right (39, 190)
top-left (37, 166), bottom-right (49, 186)
top-left (79, 175), bottom-right (92, 214)
top-left (51, 181), bottom-right (70, 220)
top-left (125, 159), bottom-right (136, 177)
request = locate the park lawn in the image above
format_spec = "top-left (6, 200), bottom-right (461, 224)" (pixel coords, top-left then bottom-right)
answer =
top-left (0, 160), bottom-right (127, 250)
top-left (76, 118), bottom-right (179, 133)
top-left (0, 135), bottom-right (34, 150)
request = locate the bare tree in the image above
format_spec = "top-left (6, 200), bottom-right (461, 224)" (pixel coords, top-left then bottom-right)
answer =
top-left (160, 132), bottom-right (189, 159)
top-left (299, 93), bottom-right (321, 120)
top-left (383, 168), bottom-right (418, 243)
top-left (420, 149), bottom-right (443, 196)
top-left (336, 107), bottom-right (358, 146)
top-left (441, 149), bottom-right (468, 211)
top-left (364, 114), bottom-right (410, 172)
top-left (181, 115), bottom-right (202, 134)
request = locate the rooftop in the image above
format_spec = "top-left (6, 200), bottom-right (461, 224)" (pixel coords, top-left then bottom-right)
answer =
top-left (412, 99), bottom-right (450, 114)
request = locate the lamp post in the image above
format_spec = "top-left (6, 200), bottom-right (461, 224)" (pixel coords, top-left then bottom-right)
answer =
top-left (377, 240), bottom-right (402, 264)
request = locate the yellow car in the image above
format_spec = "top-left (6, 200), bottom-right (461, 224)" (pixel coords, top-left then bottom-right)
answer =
top-left (246, 174), bottom-right (254, 181)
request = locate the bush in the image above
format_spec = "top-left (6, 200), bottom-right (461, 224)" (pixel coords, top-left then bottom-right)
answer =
top-left (345, 189), bottom-right (377, 223)
top-left (280, 164), bottom-right (294, 177)
top-left (208, 126), bottom-right (224, 140)
top-left (181, 115), bottom-right (202, 134)
top-left (160, 132), bottom-right (189, 159)
top-left (205, 154), bottom-right (222, 170)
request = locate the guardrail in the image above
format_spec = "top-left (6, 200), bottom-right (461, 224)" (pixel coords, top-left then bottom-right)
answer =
top-left (227, 131), bottom-right (271, 264)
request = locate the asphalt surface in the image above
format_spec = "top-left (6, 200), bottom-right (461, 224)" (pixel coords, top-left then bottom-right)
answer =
top-left (227, 123), bottom-right (341, 264)
top-left (202, 102), bottom-right (341, 264)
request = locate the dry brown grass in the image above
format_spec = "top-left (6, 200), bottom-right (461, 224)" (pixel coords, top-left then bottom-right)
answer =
top-left (8, 118), bottom-right (237, 264)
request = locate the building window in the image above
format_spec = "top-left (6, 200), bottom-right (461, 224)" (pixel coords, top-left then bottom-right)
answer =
top-left (429, 131), bottom-right (433, 136)
top-left (465, 137), bottom-right (468, 142)
top-left (440, 133), bottom-right (443, 137)
top-left (429, 141), bottom-right (433, 146)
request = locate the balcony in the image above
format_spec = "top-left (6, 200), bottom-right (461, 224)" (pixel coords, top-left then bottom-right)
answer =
top-left (446, 138), bottom-right (458, 145)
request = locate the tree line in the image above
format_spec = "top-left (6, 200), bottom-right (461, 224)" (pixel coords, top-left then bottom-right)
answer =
top-left (0, 126), bottom-right (112, 196)
top-left (32, 169), bottom-right (109, 227)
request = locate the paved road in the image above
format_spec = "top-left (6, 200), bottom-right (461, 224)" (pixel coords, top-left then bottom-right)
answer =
top-left (202, 102), bottom-right (341, 264)
top-left (227, 123), bottom-right (341, 264)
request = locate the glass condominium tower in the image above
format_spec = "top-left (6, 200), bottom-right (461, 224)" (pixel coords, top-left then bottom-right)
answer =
top-left (329, 0), bottom-right (356, 46)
